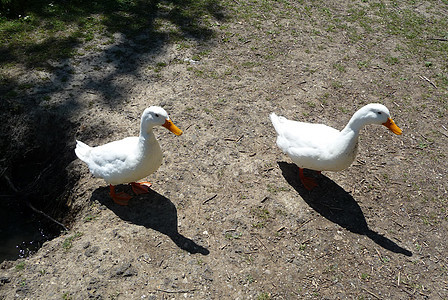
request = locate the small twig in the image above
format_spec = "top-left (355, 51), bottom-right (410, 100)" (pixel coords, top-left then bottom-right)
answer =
top-left (224, 134), bottom-right (243, 142)
top-left (375, 248), bottom-right (383, 262)
top-left (427, 37), bottom-right (448, 42)
top-left (276, 226), bottom-right (286, 232)
top-left (3, 175), bottom-right (68, 231)
top-left (401, 288), bottom-right (414, 296)
top-left (393, 220), bottom-right (405, 229)
top-left (27, 202), bottom-right (68, 231)
top-left (297, 218), bottom-right (312, 229)
top-left (3, 174), bottom-right (19, 193)
top-left (155, 288), bottom-right (197, 294)
top-left (419, 132), bottom-right (433, 143)
top-left (252, 234), bottom-right (273, 257)
top-left (438, 130), bottom-right (448, 138)
top-left (419, 75), bottom-right (437, 89)
top-left (361, 287), bottom-right (381, 299)
top-left (202, 194), bottom-right (217, 204)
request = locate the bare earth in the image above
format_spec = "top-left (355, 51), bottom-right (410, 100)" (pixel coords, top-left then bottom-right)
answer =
top-left (1, 1), bottom-right (448, 299)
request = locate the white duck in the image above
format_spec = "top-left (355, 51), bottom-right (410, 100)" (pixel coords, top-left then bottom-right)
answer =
top-left (270, 103), bottom-right (402, 190)
top-left (75, 106), bottom-right (183, 205)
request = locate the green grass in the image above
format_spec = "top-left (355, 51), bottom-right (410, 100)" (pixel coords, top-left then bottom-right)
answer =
top-left (0, 0), bottom-right (224, 72)
top-left (256, 292), bottom-right (271, 300)
top-left (62, 232), bottom-right (83, 251)
top-left (15, 261), bottom-right (25, 271)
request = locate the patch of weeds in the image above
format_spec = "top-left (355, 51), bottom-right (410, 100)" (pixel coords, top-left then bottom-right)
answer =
top-left (252, 207), bottom-right (270, 220)
top-left (251, 207), bottom-right (271, 229)
top-left (257, 292), bottom-right (271, 300)
top-left (152, 61), bottom-right (167, 73)
top-left (266, 183), bottom-right (289, 194)
top-left (333, 62), bottom-right (346, 72)
top-left (306, 101), bottom-right (316, 108)
top-left (241, 61), bottom-right (258, 68)
top-left (384, 55), bottom-right (399, 65)
top-left (187, 66), bottom-right (207, 78)
top-left (361, 273), bottom-right (370, 281)
top-left (15, 261), bottom-right (25, 271)
top-left (331, 80), bottom-right (343, 89)
top-left (191, 51), bottom-right (208, 61)
top-left (303, 65), bottom-right (317, 74)
top-left (323, 264), bottom-right (338, 274)
top-left (62, 232), bottom-right (83, 251)
top-left (245, 274), bottom-right (255, 284)
top-left (436, 73), bottom-right (448, 89)
top-left (418, 142), bottom-right (428, 149)
top-left (275, 209), bottom-right (287, 217)
top-left (338, 106), bottom-right (349, 114)
top-left (357, 60), bottom-right (370, 69)
top-left (62, 292), bottom-right (72, 300)
top-left (252, 222), bottom-right (265, 229)
top-left (203, 107), bottom-right (212, 114)
top-left (84, 214), bottom-right (97, 222)
top-left (225, 232), bottom-right (241, 240)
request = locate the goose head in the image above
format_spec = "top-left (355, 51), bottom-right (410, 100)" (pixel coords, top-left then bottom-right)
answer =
top-left (352, 103), bottom-right (402, 135)
top-left (141, 106), bottom-right (183, 136)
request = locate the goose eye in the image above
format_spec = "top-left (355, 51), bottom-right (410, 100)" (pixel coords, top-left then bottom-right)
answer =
top-left (155, 113), bottom-right (159, 118)
top-left (377, 112), bottom-right (382, 115)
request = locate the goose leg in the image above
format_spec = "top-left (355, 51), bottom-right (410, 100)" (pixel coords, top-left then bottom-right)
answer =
top-left (299, 168), bottom-right (318, 190)
top-left (131, 181), bottom-right (152, 195)
top-left (109, 184), bottom-right (132, 205)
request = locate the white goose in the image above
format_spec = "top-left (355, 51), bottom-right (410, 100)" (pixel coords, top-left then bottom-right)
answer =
top-left (270, 103), bottom-right (402, 190)
top-left (75, 106), bottom-right (182, 205)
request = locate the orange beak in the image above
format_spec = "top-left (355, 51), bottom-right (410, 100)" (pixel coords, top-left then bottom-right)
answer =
top-left (382, 118), bottom-right (402, 135)
top-left (162, 119), bottom-right (183, 136)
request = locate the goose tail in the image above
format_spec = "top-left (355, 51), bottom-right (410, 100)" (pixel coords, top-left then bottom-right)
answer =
top-left (74, 140), bottom-right (92, 162)
top-left (269, 112), bottom-right (285, 134)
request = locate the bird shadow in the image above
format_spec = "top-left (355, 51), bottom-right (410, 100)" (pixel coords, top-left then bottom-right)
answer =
top-left (278, 162), bottom-right (412, 256)
top-left (91, 187), bottom-right (209, 255)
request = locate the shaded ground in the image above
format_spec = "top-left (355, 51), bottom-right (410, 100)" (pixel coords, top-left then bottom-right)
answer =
top-left (1, 0), bottom-right (448, 299)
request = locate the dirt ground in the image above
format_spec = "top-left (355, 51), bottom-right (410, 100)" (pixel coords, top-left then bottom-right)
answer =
top-left (1, 0), bottom-right (448, 299)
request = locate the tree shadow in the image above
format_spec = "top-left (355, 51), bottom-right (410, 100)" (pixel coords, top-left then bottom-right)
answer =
top-left (1, 0), bottom-right (225, 70)
top-left (278, 162), bottom-right (412, 257)
top-left (92, 187), bottom-right (209, 255)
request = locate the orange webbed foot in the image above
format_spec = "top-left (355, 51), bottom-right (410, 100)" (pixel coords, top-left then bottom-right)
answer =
top-left (130, 181), bottom-right (152, 195)
top-left (299, 168), bottom-right (319, 190)
top-left (109, 185), bottom-right (132, 206)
